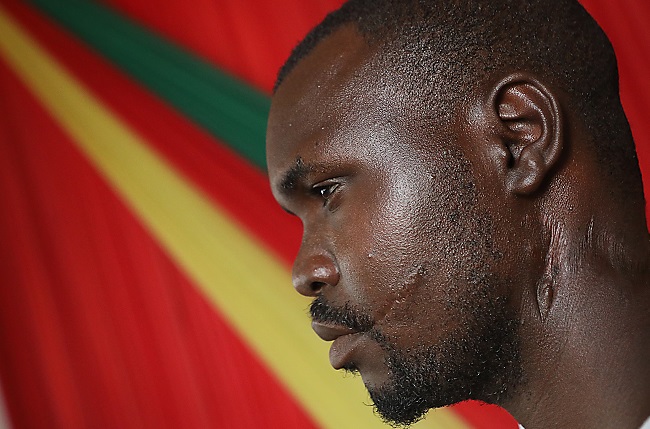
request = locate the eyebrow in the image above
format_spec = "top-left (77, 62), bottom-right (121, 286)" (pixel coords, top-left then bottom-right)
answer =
top-left (279, 157), bottom-right (311, 194)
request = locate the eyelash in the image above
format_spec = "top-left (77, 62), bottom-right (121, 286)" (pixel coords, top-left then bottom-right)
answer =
top-left (312, 182), bottom-right (340, 205)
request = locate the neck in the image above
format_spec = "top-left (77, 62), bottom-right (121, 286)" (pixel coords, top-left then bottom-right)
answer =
top-left (506, 207), bottom-right (650, 429)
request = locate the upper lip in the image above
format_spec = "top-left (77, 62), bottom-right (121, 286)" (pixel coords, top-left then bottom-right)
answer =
top-left (311, 321), bottom-right (358, 341)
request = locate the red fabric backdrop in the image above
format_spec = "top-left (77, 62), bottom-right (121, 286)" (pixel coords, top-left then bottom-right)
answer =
top-left (0, 1), bottom-right (648, 429)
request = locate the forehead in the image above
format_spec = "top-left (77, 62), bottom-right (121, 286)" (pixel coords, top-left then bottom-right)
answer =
top-left (266, 26), bottom-right (410, 189)
top-left (270, 25), bottom-right (377, 118)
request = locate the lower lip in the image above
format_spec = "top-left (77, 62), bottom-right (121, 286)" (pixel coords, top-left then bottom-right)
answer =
top-left (329, 332), bottom-right (364, 369)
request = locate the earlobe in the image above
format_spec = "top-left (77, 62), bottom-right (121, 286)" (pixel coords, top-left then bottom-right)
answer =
top-left (491, 75), bottom-right (564, 195)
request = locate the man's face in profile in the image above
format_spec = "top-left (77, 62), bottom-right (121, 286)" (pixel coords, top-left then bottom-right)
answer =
top-left (267, 26), bottom-right (522, 425)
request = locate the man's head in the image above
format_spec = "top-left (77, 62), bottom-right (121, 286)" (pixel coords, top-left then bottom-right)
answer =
top-left (266, 0), bottom-right (648, 426)
top-left (275, 0), bottom-right (643, 199)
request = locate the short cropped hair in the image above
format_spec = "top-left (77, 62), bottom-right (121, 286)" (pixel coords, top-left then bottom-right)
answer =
top-left (275, 0), bottom-right (644, 202)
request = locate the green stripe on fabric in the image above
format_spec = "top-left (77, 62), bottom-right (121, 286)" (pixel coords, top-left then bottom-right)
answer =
top-left (29, 0), bottom-right (270, 170)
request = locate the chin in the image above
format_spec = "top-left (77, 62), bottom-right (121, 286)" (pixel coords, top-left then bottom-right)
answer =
top-left (366, 382), bottom-right (435, 427)
top-left (361, 312), bottom-right (522, 426)
top-left (358, 367), bottom-right (391, 392)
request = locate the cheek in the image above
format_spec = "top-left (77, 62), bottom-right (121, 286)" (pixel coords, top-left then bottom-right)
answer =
top-left (334, 175), bottom-right (444, 321)
top-left (373, 264), bottom-right (455, 342)
top-left (335, 185), bottom-right (498, 346)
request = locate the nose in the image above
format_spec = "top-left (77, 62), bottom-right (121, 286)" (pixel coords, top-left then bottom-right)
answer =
top-left (292, 249), bottom-right (340, 297)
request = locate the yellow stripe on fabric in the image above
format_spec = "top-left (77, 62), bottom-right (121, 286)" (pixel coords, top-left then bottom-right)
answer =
top-left (0, 7), bottom-right (469, 429)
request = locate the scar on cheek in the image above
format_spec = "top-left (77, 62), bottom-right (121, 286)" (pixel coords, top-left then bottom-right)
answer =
top-left (374, 263), bottom-right (430, 325)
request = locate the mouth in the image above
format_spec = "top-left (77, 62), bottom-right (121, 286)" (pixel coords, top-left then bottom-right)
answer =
top-left (311, 321), bottom-right (364, 369)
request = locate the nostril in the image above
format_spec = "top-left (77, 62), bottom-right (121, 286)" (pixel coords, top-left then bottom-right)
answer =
top-left (310, 281), bottom-right (327, 294)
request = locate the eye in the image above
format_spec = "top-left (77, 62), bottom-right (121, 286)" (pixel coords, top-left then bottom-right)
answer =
top-left (317, 184), bottom-right (338, 198)
top-left (312, 181), bottom-right (341, 206)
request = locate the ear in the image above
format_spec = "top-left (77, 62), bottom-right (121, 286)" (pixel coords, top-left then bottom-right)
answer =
top-left (490, 74), bottom-right (564, 195)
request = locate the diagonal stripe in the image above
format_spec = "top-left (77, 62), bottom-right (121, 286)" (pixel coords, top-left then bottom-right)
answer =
top-left (29, 0), bottom-right (270, 170)
top-left (0, 6), bottom-right (468, 429)
top-left (0, 0), bottom-right (302, 268)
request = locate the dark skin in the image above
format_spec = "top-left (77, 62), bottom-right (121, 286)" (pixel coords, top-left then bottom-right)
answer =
top-left (267, 25), bottom-right (650, 429)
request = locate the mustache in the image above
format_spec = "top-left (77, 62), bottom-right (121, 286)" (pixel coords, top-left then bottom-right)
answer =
top-left (309, 296), bottom-right (374, 332)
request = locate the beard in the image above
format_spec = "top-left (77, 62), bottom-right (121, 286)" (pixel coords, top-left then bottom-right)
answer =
top-left (310, 287), bottom-right (522, 427)
top-left (367, 290), bottom-right (522, 427)
top-left (308, 145), bottom-right (523, 426)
